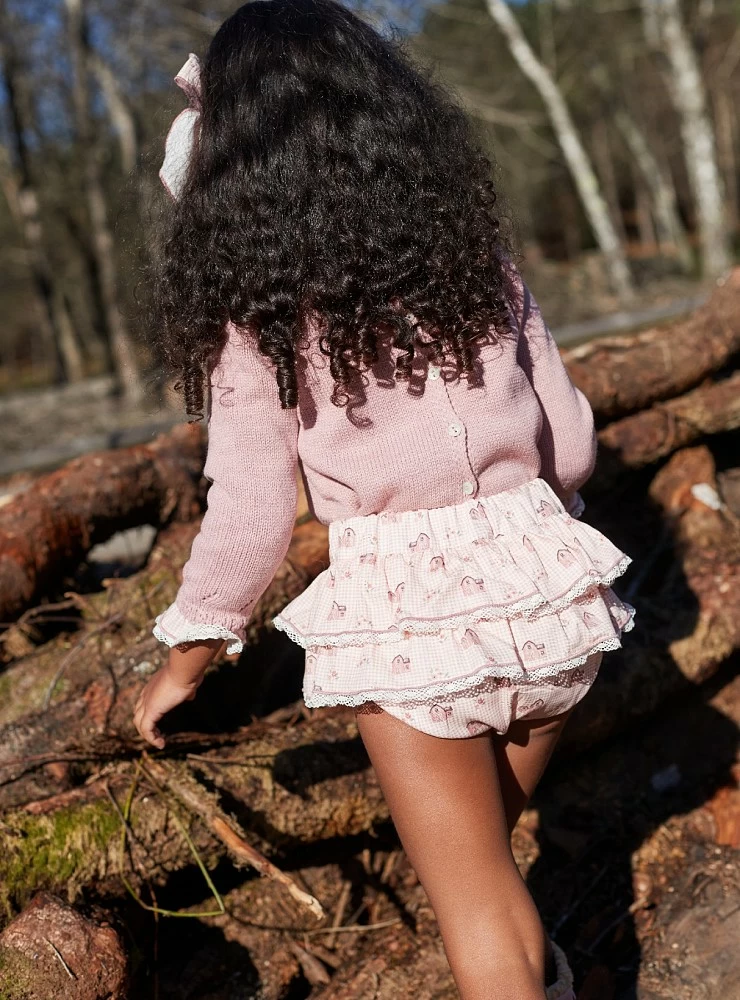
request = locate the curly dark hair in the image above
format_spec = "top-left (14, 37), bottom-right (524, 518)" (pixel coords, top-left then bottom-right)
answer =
top-left (154, 0), bottom-right (514, 417)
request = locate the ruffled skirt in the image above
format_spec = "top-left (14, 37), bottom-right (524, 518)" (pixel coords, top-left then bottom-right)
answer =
top-left (273, 478), bottom-right (635, 738)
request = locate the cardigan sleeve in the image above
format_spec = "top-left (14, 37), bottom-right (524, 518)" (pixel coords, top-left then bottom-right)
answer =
top-left (509, 269), bottom-right (597, 514)
top-left (153, 323), bottom-right (300, 655)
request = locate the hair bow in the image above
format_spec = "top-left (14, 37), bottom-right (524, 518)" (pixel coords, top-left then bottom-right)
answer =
top-left (159, 53), bottom-right (202, 200)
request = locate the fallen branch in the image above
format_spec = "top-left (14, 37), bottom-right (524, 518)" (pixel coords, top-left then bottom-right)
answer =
top-left (0, 712), bottom-right (387, 914)
top-left (142, 753), bottom-right (325, 920)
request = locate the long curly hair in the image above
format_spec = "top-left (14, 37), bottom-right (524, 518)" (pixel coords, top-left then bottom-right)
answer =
top-left (154, 0), bottom-right (514, 417)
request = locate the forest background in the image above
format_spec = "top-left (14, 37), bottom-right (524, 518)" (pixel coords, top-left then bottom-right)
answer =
top-left (0, 0), bottom-right (737, 410)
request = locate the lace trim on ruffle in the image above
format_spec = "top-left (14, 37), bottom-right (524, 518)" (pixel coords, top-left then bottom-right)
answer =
top-left (273, 555), bottom-right (632, 650)
top-left (153, 618), bottom-right (244, 656)
top-left (302, 617), bottom-right (634, 708)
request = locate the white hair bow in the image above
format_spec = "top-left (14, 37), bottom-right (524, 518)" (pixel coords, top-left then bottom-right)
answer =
top-left (159, 53), bottom-right (202, 200)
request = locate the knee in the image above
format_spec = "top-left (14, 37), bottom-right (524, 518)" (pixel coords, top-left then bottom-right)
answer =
top-left (452, 952), bottom-right (547, 1000)
top-left (443, 914), bottom-right (548, 1000)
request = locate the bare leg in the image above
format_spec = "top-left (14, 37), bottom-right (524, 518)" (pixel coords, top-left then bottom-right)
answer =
top-left (495, 654), bottom-right (603, 835)
top-left (493, 708), bottom-right (574, 989)
top-left (355, 704), bottom-right (549, 1000)
top-left (493, 709), bottom-right (573, 835)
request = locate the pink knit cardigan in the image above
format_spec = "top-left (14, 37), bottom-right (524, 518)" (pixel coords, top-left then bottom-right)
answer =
top-left (153, 267), bottom-right (597, 654)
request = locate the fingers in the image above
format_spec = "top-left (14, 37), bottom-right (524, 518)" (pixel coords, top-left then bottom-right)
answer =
top-left (133, 700), bottom-right (166, 750)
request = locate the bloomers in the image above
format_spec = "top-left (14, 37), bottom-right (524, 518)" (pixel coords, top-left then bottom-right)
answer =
top-left (273, 478), bottom-right (635, 739)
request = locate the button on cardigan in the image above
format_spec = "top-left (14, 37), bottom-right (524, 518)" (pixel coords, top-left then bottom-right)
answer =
top-left (153, 266), bottom-right (597, 654)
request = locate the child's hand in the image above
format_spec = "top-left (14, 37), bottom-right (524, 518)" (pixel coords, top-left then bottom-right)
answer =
top-left (133, 666), bottom-right (200, 749)
top-left (133, 639), bottom-right (223, 749)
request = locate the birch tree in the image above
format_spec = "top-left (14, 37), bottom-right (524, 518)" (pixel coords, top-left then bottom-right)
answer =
top-left (640, 0), bottom-right (730, 277)
top-left (483, 0), bottom-right (635, 302)
top-left (589, 65), bottom-right (692, 271)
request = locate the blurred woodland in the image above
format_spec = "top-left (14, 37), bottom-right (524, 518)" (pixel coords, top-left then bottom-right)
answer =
top-left (0, 0), bottom-right (738, 402)
top-left (1, 3), bottom-right (740, 999)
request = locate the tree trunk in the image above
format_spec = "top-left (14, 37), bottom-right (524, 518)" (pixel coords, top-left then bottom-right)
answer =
top-left (588, 63), bottom-right (692, 270)
top-left (0, 3), bottom-right (85, 384)
top-left (483, 0), bottom-right (635, 302)
top-left (712, 85), bottom-right (738, 233)
top-left (90, 53), bottom-right (138, 176)
top-left (613, 106), bottom-right (693, 271)
top-left (64, 0), bottom-right (144, 403)
top-left (634, 178), bottom-right (658, 251)
top-left (641, 0), bottom-right (730, 277)
top-left (590, 118), bottom-right (628, 248)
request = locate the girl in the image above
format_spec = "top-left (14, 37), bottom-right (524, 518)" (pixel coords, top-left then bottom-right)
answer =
top-left (135, 2), bottom-right (635, 997)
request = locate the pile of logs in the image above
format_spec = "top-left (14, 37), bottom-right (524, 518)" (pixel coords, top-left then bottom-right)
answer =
top-left (0, 271), bottom-right (739, 998)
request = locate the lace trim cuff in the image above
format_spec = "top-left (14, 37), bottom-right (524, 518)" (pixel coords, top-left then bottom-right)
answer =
top-left (153, 603), bottom-right (245, 655)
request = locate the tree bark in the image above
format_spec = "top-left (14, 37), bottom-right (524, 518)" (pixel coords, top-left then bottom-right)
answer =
top-left (563, 267), bottom-right (740, 421)
top-left (641, 0), bottom-right (730, 277)
top-left (634, 179), bottom-right (658, 251)
top-left (0, 712), bottom-right (386, 913)
top-left (64, 0), bottom-right (144, 402)
top-left (588, 63), bottom-right (692, 270)
top-left (563, 446), bottom-right (740, 753)
top-left (484, 0), bottom-right (635, 302)
top-left (594, 370), bottom-right (740, 484)
top-left (590, 118), bottom-right (628, 249)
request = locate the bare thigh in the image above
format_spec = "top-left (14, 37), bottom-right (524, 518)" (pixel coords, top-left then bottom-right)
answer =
top-left (355, 703), bottom-right (550, 1000)
top-left (494, 709), bottom-right (573, 834)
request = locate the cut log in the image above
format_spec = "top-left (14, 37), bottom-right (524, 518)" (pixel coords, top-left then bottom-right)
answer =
top-left (0, 892), bottom-right (128, 1000)
top-left (0, 423), bottom-right (206, 623)
top-left (594, 370), bottom-right (740, 484)
top-left (563, 268), bottom-right (740, 420)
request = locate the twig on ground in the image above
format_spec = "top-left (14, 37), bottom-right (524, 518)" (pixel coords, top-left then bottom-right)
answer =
top-left (326, 879), bottom-right (352, 949)
top-left (287, 939), bottom-right (331, 987)
top-left (304, 918), bottom-right (401, 937)
top-left (45, 938), bottom-right (76, 980)
top-left (117, 762), bottom-right (225, 919)
top-left (142, 753), bottom-right (325, 919)
top-left (185, 753), bottom-right (274, 767)
top-left (261, 700), bottom-right (306, 725)
top-left (0, 596), bottom-right (80, 630)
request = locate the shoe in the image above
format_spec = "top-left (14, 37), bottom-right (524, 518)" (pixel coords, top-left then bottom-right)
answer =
top-left (546, 940), bottom-right (575, 1000)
